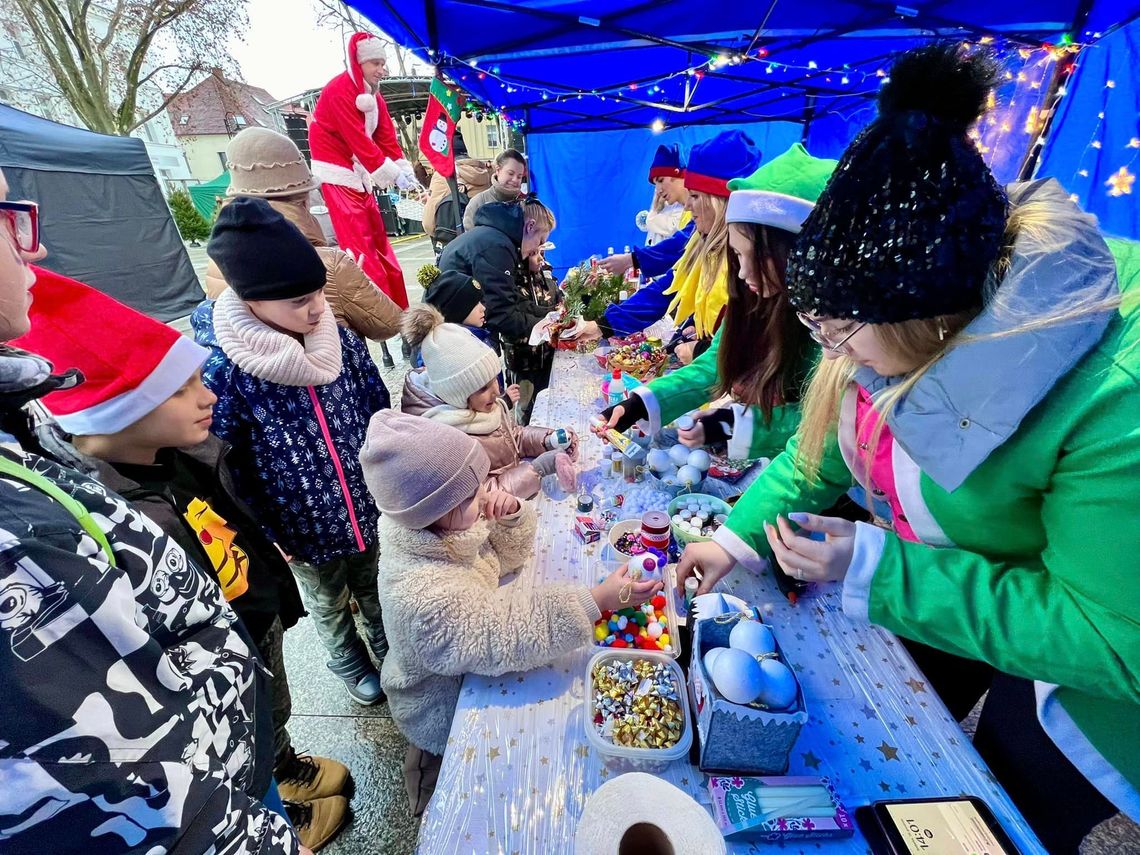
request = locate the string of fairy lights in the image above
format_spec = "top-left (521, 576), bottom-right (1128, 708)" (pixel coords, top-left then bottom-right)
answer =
top-left (416, 27), bottom-right (1135, 202)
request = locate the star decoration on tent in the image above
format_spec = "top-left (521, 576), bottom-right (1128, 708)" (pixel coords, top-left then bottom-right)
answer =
top-left (1106, 166), bottom-right (1135, 197)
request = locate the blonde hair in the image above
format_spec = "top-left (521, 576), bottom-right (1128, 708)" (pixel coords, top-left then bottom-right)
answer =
top-left (675, 191), bottom-right (728, 297)
top-left (795, 186), bottom-right (1124, 484)
top-left (524, 198), bottom-right (556, 233)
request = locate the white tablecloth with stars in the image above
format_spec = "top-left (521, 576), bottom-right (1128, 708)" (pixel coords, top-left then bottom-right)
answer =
top-left (416, 347), bottom-right (1045, 855)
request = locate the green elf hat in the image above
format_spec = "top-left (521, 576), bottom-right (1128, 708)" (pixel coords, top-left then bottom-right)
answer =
top-left (725, 143), bottom-right (838, 233)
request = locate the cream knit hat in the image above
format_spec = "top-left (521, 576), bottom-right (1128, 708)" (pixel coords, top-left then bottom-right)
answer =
top-left (360, 410), bottom-right (491, 529)
top-left (226, 128), bottom-right (318, 198)
top-left (402, 304), bottom-right (502, 408)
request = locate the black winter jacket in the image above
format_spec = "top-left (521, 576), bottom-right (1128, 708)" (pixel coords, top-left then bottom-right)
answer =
top-left (438, 202), bottom-right (550, 343)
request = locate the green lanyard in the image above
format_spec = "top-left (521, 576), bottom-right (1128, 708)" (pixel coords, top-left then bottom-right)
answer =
top-left (0, 454), bottom-right (116, 567)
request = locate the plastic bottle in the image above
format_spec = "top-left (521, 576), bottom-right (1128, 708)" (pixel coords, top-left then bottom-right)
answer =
top-left (607, 246), bottom-right (615, 256)
top-left (623, 244), bottom-right (631, 253)
top-left (608, 370), bottom-right (625, 406)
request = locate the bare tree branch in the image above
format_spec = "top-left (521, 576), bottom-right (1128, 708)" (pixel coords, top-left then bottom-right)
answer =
top-left (5, 0), bottom-right (247, 135)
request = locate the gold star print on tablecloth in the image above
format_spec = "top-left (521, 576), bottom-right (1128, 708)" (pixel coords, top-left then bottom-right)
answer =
top-left (802, 751), bottom-right (822, 770)
top-left (1106, 166), bottom-right (1135, 197)
top-left (905, 678), bottom-right (927, 694)
top-left (488, 746), bottom-right (500, 760)
top-left (463, 746), bottom-right (476, 763)
top-left (877, 741), bottom-right (900, 761)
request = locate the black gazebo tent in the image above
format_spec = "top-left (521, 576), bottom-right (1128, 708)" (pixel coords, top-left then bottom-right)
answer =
top-left (0, 104), bottom-right (202, 322)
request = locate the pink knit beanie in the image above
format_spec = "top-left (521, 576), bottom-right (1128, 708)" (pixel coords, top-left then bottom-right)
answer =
top-left (360, 410), bottom-right (490, 529)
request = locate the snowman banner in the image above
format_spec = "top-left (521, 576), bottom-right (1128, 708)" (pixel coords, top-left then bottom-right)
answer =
top-left (419, 77), bottom-right (463, 177)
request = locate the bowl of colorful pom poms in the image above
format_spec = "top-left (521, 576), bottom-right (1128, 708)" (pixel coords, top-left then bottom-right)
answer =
top-left (593, 576), bottom-right (678, 657)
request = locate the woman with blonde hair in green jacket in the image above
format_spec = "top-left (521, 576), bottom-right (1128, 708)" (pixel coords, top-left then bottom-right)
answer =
top-left (678, 44), bottom-right (1140, 853)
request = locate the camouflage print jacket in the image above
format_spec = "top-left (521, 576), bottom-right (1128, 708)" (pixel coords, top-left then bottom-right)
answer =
top-left (0, 443), bottom-right (298, 854)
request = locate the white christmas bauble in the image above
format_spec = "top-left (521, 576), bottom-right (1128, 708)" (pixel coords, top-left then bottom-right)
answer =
top-left (729, 619), bottom-right (776, 658)
top-left (756, 659), bottom-right (798, 710)
top-left (703, 647), bottom-right (726, 674)
top-left (677, 464), bottom-right (702, 486)
top-left (646, 448), bottom-right (673, 473)
top-left (687, 448), bottom-right (712, 472)
top-left (707, 648), bottom-right (764, 705)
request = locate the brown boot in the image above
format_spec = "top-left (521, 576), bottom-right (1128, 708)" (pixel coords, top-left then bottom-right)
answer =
top-left (276, 753), bottom-right (351, 802)
top-left (285, 796), bottom-right (349, 851)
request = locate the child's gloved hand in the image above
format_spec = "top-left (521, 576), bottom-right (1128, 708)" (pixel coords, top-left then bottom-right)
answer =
top-left (481, 490), bottom-right (521, 520)
top-left (591, 563), bottom-right (663, 613)
top-left (554, 451), bottom-right (577, 492)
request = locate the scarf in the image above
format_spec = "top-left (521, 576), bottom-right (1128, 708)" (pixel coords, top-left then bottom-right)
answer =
top-left (419, 398), bottom-right (504, 436)
top-left (213, 288), bottom-right (342, 386)
top-left (663, 233), bottom-right (729, 338)
top-left (491, 176), bottom-right (521, 203)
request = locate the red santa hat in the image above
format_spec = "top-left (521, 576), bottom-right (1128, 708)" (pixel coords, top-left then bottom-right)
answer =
top-left (348, 32), bottom-right (385, 116)
top-left (12, 267), bottom-right (209, 436)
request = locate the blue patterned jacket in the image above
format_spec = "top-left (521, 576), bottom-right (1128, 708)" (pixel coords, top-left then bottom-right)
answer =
top-left (193, 300), bottom-right (389, 566)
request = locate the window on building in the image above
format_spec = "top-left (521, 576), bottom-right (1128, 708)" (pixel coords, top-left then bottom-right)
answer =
top-left (487, 125), bottom-right (501, 148)
top-left (233, 115), bottom-right (246, 127)
top-left (179, 115), bottom-right (189, 125)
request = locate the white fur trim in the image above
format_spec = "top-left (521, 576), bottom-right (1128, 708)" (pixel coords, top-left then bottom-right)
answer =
top-left (891, 440), bottom-right (953, 547)
top-left (311, 159), bottom-right (366, 191)
top-left (53, 337), bottom-right (209, 436)
top-left (726, 190), bottom-right (815, 232)
top-left (712, 524), bottom-right (765, 573)
top-left (371, 158), bottom-right (401, 190)
top-left (726, 401), bottom-right (754, 461)
top-left (841, 522), bottom-right (886, 622)
top-left (213, 289), bottom-right (342, 386)
top-left (356, 92), bottom-right (378, 113)
top-left (355, 36), bottom-right (386, 64)
top-left (630, 385), bottom-right (659, 435)
top-left (1035, 681), bottom-right (1140, 821)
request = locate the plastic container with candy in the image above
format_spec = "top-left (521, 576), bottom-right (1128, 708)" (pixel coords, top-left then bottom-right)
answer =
top-left (585, 649), bottom-right (692, 773)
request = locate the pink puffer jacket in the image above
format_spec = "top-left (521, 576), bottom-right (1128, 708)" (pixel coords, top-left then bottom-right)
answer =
top-left (401, 369), bottom-right (552, 498)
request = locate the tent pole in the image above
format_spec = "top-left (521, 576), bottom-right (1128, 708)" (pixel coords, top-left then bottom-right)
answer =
top-left (800, 91), bottom-right (818, 145)
top-left (1016, 0), bottom-right (1094, 180)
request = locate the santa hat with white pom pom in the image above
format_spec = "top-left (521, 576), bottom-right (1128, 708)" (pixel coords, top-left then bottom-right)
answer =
top-left (347, 32), bottom-right (387, 123)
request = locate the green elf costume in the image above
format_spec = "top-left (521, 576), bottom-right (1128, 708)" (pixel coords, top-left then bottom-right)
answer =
top-left (605, 143), bottom-right (836, 460)
top-left (711, 44), bottom-right (1140, 853)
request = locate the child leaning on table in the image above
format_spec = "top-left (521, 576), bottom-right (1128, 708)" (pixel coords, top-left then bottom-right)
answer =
top-left (401, 302), bottom-right (578, 500)
top-left (360, 410), bottom-right (662, 815)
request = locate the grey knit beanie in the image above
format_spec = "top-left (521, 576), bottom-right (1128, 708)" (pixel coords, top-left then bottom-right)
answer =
top-left (226, 128), bottom-right (317, 198)
top-left (360, 410), bottom-right (491, 529)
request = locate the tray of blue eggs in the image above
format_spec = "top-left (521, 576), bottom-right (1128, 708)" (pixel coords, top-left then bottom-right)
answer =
top-left (702, 619), bottom-right (798, 711)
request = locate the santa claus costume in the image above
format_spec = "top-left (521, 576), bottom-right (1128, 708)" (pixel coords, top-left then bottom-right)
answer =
top-left (311, 32), bottom-right (414, 308)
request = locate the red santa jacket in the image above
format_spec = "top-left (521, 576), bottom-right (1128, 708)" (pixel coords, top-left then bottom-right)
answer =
top-left (310, 69), bottom-right (404, 192)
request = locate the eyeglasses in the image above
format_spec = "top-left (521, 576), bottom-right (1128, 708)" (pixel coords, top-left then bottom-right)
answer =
top-left (0, 201), bottom-right (39, 254)
top-left (796, 312), bottom-right (866, 353)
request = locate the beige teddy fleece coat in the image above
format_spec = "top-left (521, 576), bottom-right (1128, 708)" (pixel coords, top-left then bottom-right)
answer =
top-left (376, 502), bottom-right (601, 755)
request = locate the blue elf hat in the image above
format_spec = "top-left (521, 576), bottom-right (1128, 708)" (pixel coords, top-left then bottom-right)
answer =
top-left (648, 143), bottom-right (685, 184)
top-left (684, 130), bottom-right (762, 198)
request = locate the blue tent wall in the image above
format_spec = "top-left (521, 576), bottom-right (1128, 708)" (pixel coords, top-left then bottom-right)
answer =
top-left (1036, 17), bottom-right (1140, 239)
top-left (529, 121), bottom-right (802, 275)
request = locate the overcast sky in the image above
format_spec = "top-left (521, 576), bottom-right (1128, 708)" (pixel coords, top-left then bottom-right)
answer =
top-left (228, 0), bottom-right (429, 100)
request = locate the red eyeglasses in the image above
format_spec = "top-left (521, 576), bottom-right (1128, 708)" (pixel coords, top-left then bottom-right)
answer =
top-left (0, 201), bottom-right (40, 254)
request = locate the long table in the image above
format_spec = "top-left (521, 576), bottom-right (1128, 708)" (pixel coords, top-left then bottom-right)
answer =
top-left (416, 347), bottom-right (1045, 854)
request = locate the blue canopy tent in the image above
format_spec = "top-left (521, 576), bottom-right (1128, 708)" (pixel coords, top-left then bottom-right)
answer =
top-left (350, 1), bottom-right (1140, 270)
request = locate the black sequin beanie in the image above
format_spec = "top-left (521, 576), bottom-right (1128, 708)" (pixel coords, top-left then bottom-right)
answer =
top-left (787, 43), bottom-right (1009, 323)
